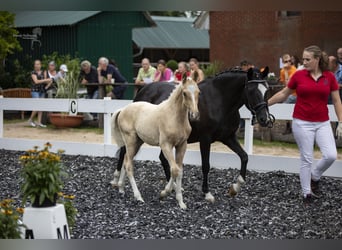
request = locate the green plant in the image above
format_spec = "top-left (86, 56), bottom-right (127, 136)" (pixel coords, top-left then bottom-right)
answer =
top-left (166, 59), bottom-right (178, 72)
top-left (0, 199), bottom-right (26, 239)
top-left (202, 61), bottom-right (224, 77)
top-left (55, 70), bottom-right (81, 99)
top-left (19, 143), bottom-right (67, 206)
top-left (57, 193), bottom-right (78, 232)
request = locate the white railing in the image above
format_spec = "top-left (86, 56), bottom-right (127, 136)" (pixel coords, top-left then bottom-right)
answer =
top-left (0, 97), bottom-right (341, 177)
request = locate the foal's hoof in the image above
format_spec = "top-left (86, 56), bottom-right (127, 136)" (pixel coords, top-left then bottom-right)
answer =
top-left (136, 197), bottom-right (145, 203)
top-left (228, 185), bottom-right (238, 197)
top-left (205, 192), bottom-right (215, 203)
top-left (179, 202), bottom-right (187, 209)
top-left (110, 180), bottom-right (118, 188)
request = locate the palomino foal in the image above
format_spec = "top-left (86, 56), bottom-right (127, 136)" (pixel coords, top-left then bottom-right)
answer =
top-left (111, 77), bottom-right (200, 209)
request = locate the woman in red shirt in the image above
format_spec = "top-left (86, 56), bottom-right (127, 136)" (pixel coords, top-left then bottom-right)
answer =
top-left (174, 61), bottom-right (190, 84)
top-left (268, 45), bottom-right (342, 204)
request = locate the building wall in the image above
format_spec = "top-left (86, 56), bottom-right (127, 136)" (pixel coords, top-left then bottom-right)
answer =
top-left (210, 11), bottom-right (342, 75)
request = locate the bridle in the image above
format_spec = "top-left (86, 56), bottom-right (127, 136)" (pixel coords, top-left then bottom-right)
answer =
top-left (245, 79), bottom-right (275, 128)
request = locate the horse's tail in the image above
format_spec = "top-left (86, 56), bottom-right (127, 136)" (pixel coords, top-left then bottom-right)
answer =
top-left (111, 109), bottom-right (125, 148)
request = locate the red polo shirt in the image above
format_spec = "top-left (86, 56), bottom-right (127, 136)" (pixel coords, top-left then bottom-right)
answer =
top-left (287, 69), bottom-right (338, 122)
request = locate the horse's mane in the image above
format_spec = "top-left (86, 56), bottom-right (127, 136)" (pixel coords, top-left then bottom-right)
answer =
top-left (211, 67), bottom-right (246, 81)
top-left (160, 83), bottom-right (183, 106)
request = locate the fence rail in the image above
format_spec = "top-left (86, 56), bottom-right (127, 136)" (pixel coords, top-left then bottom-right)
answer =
top-left (0, 97), bottom-right (341, 177)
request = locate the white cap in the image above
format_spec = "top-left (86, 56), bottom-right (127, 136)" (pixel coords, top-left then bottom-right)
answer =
top-left (60, 64), bottom-right (68, 72)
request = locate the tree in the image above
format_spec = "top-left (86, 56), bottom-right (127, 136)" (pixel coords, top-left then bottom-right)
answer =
top-left (0, 11), bottom-right (21, 64)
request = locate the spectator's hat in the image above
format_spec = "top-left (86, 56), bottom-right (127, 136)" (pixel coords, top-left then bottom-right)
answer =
top-left (60, 64), bottom-right (68, 72)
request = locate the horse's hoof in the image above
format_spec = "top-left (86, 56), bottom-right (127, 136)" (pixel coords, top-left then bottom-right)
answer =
top-left (160, 190), bottom-right (168, 198)
top-left (228, 186), bottom-right (237, 197)
top-left (205, 192), bottom-right (215, 203)
top-left (119, 189), bottom-right (125, 195)
top-left (110, 180), bottom-right (118, 188)
top-left (179, 202), bottom-right (187, 209)
top-left (136, 197), bottom-right (145, 203)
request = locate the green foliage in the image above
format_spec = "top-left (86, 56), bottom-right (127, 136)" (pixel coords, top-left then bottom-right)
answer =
top-left (202, 61), bottom-right (224, 77)
top-left (19, 143), bottom-right (67, 206)
top-left (0, 11), bottom-right (22, 62)
top-left (55, 70), bottom-right (80, 99)
top-left (57, 193), bottom-right (78, 232)
top-left (41, 51), bottom-right (80, 73)
top-left (0, 199), bottom-right (26, 239)
top-left (166, 59), bottom-right (178, 72)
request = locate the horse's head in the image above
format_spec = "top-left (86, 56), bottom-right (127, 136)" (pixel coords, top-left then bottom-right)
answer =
top-left (245, 66), bottom-right (275, 128)
top-left (182, 76), bottom-right (200, 121)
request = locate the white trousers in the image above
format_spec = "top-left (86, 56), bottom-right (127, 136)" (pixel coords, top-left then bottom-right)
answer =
top-left (292, 118), bottom-right (337, 197)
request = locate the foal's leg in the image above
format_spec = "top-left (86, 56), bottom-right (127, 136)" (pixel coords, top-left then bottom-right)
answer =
top-left (174, 141), bottom-right (187, 209)
top-left (111, 146), bottom-right (126, 187)
top-left (124, 138), bottom-right (144, 202)
top-left (159, 151), bottom-right (171, 181)
top-left (159, 145), bottom-right (178, 197)
top-left (222, 135), bottom-right (247, 197)
top-left (199, 137), bottom-right (215, 203)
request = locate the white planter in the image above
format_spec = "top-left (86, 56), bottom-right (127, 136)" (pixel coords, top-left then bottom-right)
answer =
top-left (22, 204), bottom-right (70, 239)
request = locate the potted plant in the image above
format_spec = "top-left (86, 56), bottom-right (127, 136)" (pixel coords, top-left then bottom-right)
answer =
top-left (49, 68), bottom-right (84, 128)
top-left (19, 143), bottom-right (67, 207)
top-left (0, 199), bottom-right (26, 239)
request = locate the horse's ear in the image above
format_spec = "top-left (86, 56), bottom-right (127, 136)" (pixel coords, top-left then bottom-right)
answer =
top-left (261, 66), bottom-right (269, 79)
top-left (182, 73), bottom-right (187, 84)
top-left (247, 68), bottom-right (253, 80)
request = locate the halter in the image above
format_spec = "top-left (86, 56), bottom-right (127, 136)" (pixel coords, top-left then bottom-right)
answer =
top-left (245, 79), bottom-right (275, 127)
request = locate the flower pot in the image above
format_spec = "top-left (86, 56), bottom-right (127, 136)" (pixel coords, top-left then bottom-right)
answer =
top-left (49, 113), bottom-right (84, 128)
top-left (32, 194), bottom-right (57, 208)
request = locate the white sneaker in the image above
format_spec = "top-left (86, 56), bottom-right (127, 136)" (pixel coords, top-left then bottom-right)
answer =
top-left (28, 119), bottom-right (36, 127)
top-left (37, 123), bottom-right (47, 128)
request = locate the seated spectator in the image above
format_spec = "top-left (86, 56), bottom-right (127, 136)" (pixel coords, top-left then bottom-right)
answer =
top-left (153, 59), bottom-right (173, 82)
top-left (97, 57), bottom-right (127, 99)
top-left (79, 60), bottom-right (99, 99)
top-left (45, 61), bottom-right (58, 98)
top-left (135, 58), bottom-right (156, 85)
top-left (174, 61), bottom-right (190, 84)
top-left (189, 58), bottom-right (205, 83)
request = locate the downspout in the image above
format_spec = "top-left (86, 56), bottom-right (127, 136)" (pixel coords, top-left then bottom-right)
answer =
top-left (133, 46), bottom-right (144, 58)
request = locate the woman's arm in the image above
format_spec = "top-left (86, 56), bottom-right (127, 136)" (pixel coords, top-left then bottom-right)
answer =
top-left (267, 87), bottom-right (293, 106)
top-left (31, 73), bottom-right (51, 85)
top-left (331, 90), bottom-right (342, 121)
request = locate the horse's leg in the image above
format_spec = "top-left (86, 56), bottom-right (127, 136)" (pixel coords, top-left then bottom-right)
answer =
top-left (123, 137), bottom-right (144, 202)
top-left (117, 161), bottom-right (126, 194)
top-left (159, 145), bottom-right (179, 200)
top-left (111, 146), bottom-right (126, 187)
top-left (174, 141), bottom-right (187, 209)
top-left (199, 138), bottom-right (215, 203)
top-left (222, 135), bottom-right (247, 197)
top-left (159, 151), bottom-right (171, 181)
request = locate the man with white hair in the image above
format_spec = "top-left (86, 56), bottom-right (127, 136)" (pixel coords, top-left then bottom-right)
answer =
top-left (79, 60), bottom-right (99, 99)
top-left (97, 57), bottom-right (127, 99)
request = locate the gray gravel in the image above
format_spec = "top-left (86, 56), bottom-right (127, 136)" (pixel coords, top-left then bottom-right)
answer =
top-left (1, 149), bottom-right (342, 239)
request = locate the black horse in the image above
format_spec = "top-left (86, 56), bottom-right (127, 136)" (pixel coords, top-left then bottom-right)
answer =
top-left (113, 67), bottom-right (274, 202)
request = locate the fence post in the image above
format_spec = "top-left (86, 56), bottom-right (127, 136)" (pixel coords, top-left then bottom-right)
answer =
top-left (103, 97), bottom-right (112, 145)
top-left (244, 118), bottom-right (253, 154)
top-left (0, 96), bottom-right (3, 138)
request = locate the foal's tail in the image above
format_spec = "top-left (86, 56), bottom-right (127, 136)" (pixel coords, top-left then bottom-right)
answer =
top-left (111, 109), bottom-right (125, 148)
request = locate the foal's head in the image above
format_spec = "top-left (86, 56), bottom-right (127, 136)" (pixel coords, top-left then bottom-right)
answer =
top-left (181, 77), bottom-right (200, 121)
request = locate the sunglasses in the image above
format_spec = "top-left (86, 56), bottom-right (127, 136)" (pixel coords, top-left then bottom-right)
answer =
top-left (283, 60), bottom-right (291, 63)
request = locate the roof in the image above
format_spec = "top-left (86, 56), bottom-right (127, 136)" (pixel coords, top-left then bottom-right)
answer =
top-left (13, 11), bottom-right (101, 28)
top-left (132, 15), bottom-right (209, 49)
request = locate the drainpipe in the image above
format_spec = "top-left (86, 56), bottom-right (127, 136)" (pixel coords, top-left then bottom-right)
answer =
top-left (133, 46), bottom-right (144, 58)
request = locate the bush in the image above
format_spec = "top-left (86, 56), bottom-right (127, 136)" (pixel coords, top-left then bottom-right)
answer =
top-left (166, 59), bottom-right (178, 72)
top-left (202, 61), bottom-right (224, 77)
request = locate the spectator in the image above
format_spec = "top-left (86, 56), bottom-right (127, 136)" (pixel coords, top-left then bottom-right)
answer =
top-left (337, 47), bottom-right (342, 70)
top-left (174, 61), bottom-right (190, 84)
top-left (45, 61), bottom-right (58, 98)
top-left (268, 45), bottom-right (342, 204)
top-left (28, 59), bottom-right (52, 128)
top-left (97, 57), bottom-right (127, 99)
top-left (79, 60), bottom-right (99, 99)
top-left (135, 58), bottom-right (156, 85)
top-left (189, 58), bottom-right (205, 83)
top-left (291, 55), bottom-right (304, 70)
top-left (153, 59), bottom-right (173, 82)
top-left (280, 54), bottom-right (298, 134)
top-left (55, 64), bottom-right (68, 83)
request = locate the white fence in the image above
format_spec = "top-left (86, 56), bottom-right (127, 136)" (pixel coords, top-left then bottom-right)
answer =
top-left (0, 97), bottom-right (341, 178)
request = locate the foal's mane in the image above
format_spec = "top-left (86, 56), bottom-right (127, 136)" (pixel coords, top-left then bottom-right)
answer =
top-left (161, 82), bottom-right (184, 106)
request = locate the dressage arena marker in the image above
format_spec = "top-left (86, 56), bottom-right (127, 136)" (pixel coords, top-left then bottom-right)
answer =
top-left (0, 98), bottom-right (341, 178)
top-left (22, 204), bottom-right (70, 239)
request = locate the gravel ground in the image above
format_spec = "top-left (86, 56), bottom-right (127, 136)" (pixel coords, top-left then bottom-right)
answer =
top-left (1, 149), bottom-right (342, 239)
